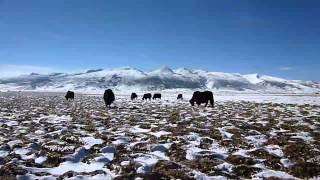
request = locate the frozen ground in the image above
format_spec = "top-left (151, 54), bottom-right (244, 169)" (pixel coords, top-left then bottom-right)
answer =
top-left (0, 91), bottom-right (319, 179)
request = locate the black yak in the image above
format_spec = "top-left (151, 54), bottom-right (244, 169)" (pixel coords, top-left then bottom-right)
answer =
top-left (177, 94), bottom-right (183, 100)
top-left (142, 93), bottom-right (152, 100)
top-left (104, 89), bottom-right (115, 108)
top-left (189, 91), bottom-right (214, 107)
top-left (131, 93), bottom-right (138, 100)
top-left (153, 93), bottom-right (161, 100)
top-left (65, 91), bottom-right (74, 101)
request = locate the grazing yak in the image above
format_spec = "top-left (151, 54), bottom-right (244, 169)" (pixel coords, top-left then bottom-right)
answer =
top-left (177, 94), bottom-right (183, 100)
top-left (189, 91), bottom-right (214, 107)
top-left (131, 93), bottom-right (138, 100)
top-left (104, 89), bottom-right (115, 108)
top-left (153, 93), bottom-right (161, 100)
top-left (65, 91), bottom-right (74, 101)
top-left (142, 93), bottom-right (152, 100)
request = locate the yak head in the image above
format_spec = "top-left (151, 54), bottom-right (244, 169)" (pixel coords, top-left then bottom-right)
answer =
top-left (189, 91), bottom-right (200, 106)
top-left (189, 99), bottom-right (195, 106)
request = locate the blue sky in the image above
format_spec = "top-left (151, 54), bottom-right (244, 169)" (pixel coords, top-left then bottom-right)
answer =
top-left (0, 0), bottom-right (319, 80)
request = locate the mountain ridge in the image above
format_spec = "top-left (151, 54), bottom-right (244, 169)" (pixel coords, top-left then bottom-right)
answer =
top-left (0, 67), bottom-right (319, 93)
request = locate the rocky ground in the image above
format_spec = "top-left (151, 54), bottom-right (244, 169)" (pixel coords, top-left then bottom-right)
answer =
top-left (0, 92), bottom-right (319, 180)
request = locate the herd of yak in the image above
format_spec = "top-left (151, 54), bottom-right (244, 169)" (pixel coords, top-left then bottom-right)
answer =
top-left (65, 89), bottom-right (215, 108)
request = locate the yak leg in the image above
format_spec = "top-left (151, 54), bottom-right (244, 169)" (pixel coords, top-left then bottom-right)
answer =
top-left (210, 98), bottom-right (214, 107)
top-left (205, 102), bottom-right (208, 107)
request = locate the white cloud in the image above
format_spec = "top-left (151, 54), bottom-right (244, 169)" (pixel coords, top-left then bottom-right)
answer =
top-left (0, 64), bottom-right (57, 78)
top-left (279, 67), bottom-right (293, 71)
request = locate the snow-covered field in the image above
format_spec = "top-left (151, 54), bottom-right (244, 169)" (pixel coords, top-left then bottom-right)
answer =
top-left (0, 91), bottom-right (319, 179)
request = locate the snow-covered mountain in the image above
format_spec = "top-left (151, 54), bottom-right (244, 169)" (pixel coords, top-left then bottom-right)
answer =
top-left (0, 66), bottom-right (319, 93)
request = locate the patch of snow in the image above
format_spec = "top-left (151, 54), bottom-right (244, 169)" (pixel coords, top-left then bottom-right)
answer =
top-left (149, 130), bottom-right (171, 138)
top-left (35, 130), bottom-right (45, 135)
top-left (39, 115), bottom-right (72, 124)
top-left (35, 156), bottom-right (47, 164)
top-left (290, 132), bottom-right (314, 142)
top-left (0, 150), bottom-right (9, 157)
top-left (151, 143), bottom-right (172, 152)
top-left (66, 174), bottom-right (113, 180)
top-left (232, 149), bottom-right (251, 158)
top-left (4, 120), bottom-right (18, 126)
top-left (120, 161), bottom-right (130, 166)
top-left (245, 135), bottom-right (268, 147)
top-left (193, 170), bottom-right (227, 180)
top-left (112, 136), bottom-right (130, 145)
top-left (134, 155), bottom-right (159, 174)
top-left (215, 162), bottom-right (233, 173)
top-left (129, 126), bottom-right (150, 133)
top-left (14, 148), bottom-right (32, 160)
top-left (17, 174), bottom-right (56, 180)
top-left (186, 146), bottom-right (205, 160)
top-left (254, 169), bottom-right (297, 180)
top-left (264, 145), bottom-right (284, 157)
top-left (48, 161), bottom-right (111, 176)
top-left (97, 146), bottom-right (116, 162)
top-left (81, 137), bottom-right (103, 149)
top-left (150, 151), bottom-right (170, 160)
top-left (280, 158), bottom-right (295, 168)
top-left (218, 128), bottom-right (233, 139)
top-left (7, 140), bottom-right (23, 148)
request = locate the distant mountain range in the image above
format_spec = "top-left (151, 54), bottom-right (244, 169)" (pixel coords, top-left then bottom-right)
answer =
top-left (0, 66), bottom-right (319, 93)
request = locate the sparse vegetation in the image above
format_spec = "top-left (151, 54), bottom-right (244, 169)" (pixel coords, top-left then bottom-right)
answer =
top-left (168, 109), bottom-right (180, 122)
top-left (0, 92), bottom-right (319, 179)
